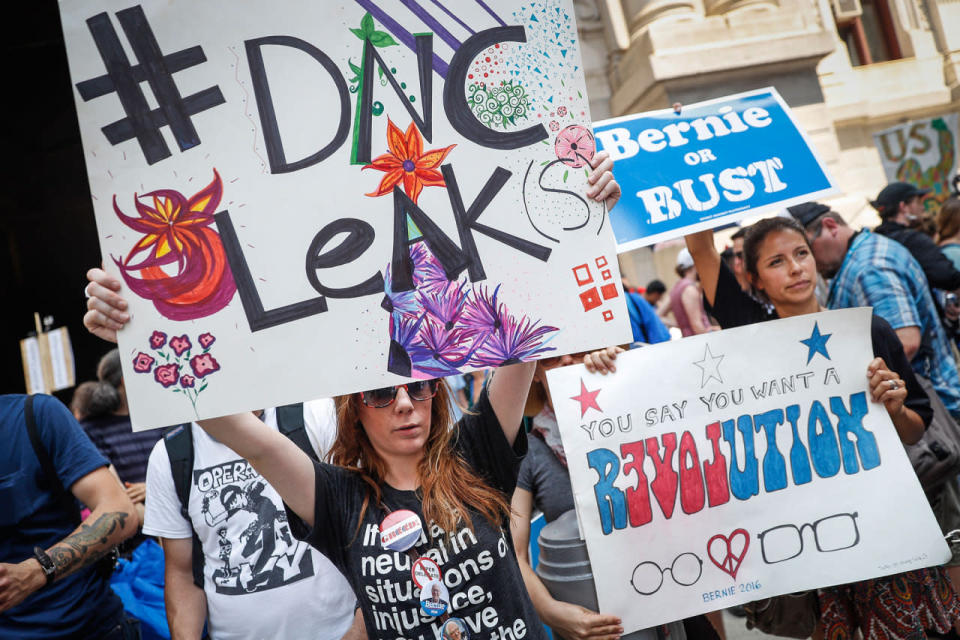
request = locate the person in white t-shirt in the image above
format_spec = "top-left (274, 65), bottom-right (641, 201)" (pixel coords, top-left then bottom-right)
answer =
top-left (142, 400), bottom-right (360, 640)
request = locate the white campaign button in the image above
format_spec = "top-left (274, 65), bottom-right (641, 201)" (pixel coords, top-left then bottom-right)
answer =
top-left (441, 617), bottom-right (470, 640)
top-left (419, 578), bottom-right (450, 617)
top-left (379, 509), bottom-right (422, 552)
top-left (412, 556), bottom-right (442, 589)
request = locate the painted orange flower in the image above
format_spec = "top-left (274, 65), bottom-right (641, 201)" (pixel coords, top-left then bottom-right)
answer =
top-left (363, 119), bottom-right (455, 204)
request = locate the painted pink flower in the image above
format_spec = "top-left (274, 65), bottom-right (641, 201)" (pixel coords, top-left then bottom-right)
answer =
top-left (180, 374), bottom-right (195, 389)
top-left (198, 332), bottom-right (216, 349)
top-left (554, 125), bottom-right (595, 168)
top-left (149, 330), bottom-right (167, 349)
top-left (557, 106), bottom-right (568, 117)
top-left (549, 120), bottom-right (560, 132)
top-left (154, 363), bottom-right (179, 388)
top-left (132, 352), bottom-right (155, 373)
top-left (190, 353), bottom-right (221, 378)
top-left (170, 335), bottom-right (192, 356)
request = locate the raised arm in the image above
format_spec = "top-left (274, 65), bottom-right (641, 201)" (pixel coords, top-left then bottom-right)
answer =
top-left (487, 362), bottom-right (536, 446)
top-left (196, 413), bottom-right (318, 527)
top-left (684, 229), bottom-right (722, 306)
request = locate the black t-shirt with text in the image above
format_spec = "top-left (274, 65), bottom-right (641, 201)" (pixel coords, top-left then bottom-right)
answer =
top-left (286, 391), bottom-right (547, 640)
top-left (706, 261), bottom-right (932, 427)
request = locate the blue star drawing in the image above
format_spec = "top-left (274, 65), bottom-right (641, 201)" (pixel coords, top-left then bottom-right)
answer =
top-left (693, 344), bottom-right (724, 388)
top-left (800, 322), bottom-right (832, 364)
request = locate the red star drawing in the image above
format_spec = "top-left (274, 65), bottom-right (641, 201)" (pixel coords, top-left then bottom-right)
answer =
top-left (570, 379), bottom-right (602, 418)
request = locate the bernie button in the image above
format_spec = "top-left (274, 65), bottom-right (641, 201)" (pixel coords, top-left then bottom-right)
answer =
top-left (441, 617), bottom-right (470, 640)
top-left (419, 578), bottom-right (450, 617)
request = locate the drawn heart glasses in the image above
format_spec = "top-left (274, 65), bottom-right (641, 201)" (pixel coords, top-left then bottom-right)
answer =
top-left (361, 380), bottom-right (439, 408)
top-left (757, 512), bottom-right (860, 564)
top-left (630, 552), bottom-right (703, 595)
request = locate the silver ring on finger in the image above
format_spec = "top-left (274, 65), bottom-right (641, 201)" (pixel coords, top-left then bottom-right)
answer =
top-left (889, 379), bottom-right (899, 390)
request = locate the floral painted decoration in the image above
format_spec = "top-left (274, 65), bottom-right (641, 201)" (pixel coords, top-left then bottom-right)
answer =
top-left (554, 125), bottom-right (595, 169)
top-left (363, 119), bottom-right (455, 204)
top-left (384, 241), bottom-right (558, 378)
top-left (134, 330), bottom-right (221, 416)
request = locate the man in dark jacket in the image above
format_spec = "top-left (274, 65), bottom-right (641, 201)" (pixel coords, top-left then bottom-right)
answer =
top-left (873, 181), bottom-right (960, 326)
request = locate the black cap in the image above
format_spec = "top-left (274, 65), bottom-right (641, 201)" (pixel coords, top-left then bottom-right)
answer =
top-left (871, 182), bottom-right (930, 217)
top-left (787, 202), bottom-right (831, 227)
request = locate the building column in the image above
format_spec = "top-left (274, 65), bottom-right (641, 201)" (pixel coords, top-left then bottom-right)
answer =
top-left (621, 0), bottom-right (701, 33)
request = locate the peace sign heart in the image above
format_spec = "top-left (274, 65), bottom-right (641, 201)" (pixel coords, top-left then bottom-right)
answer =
top-left (707, 529), bottom-right (750, 580)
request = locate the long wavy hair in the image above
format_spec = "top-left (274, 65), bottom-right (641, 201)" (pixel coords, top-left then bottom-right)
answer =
top-left (329, 381), bottom-right (511, 538)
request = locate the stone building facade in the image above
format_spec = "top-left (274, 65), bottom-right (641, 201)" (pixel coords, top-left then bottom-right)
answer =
top-left (572, 0), bottom-right (960, 285)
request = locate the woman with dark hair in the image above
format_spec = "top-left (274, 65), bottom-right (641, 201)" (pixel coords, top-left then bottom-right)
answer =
top-left (672, 218), bottom-right (958, 640)
top-left (82, 153), bottom-right (622, 637)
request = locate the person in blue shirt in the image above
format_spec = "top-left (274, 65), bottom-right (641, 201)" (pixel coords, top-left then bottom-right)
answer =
top-left (625, 289), bottom-right (671, 344)
top-left (0, 393), bottom-right (139, 639)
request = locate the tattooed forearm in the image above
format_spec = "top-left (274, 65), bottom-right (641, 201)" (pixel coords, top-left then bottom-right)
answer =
top-left (46, 511), bottom-right (130, 579)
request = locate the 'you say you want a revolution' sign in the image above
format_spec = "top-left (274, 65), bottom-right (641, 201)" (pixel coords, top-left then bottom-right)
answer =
top-left (594, 89), bottom-right (837, 250)
top-left (548, 308), bottom-right (947, 633)
top-left (59, 1), bottom-right (631, 429)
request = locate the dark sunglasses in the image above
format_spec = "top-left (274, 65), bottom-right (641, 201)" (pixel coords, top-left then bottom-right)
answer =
top-left (360, 380), bottom-right (440, 408)
top-left (733, 251), bottom-right (744, 260)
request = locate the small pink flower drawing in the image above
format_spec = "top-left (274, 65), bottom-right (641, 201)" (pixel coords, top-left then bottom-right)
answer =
top-left (133, 352), bottom-right (155, 373)
top-left (170, 335), bottom-right (192, 357)
top-left (154, 364), bottom-right (179, 388)
top-left (554, 125), bottom-right (595, 169)
top-left (149, 331), bottom-right (167, 349)
top-left (135, 330), bottom-right (221, 417)
top-left (190, 353), bottom-right (220, 378)
top-left (557, 106), bottom-right (568, 117)
top-left (549, 120), bottom-right (560, 132)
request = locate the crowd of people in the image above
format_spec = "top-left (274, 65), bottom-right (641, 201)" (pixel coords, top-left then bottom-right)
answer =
top-left (4, 161), bottom-right (960, 640)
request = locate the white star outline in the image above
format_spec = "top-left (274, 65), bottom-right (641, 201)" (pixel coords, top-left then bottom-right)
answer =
top-left (693, 344), bottom-right (724, 388)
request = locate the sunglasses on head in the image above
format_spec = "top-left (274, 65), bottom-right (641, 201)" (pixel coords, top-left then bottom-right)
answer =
top-left (360, 380), bottom-right (440, 408)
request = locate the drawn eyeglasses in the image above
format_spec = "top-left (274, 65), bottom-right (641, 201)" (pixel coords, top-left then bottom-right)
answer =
top-left (757, 512), bottom-right (860, 564)
top-left (630, 552), bottom-right (703, 595)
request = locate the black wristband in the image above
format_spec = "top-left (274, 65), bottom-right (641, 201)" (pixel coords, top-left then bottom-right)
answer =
top-left (32, 547), bottom-right (56, 586)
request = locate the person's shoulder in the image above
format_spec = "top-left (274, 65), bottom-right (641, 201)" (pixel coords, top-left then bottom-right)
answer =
top-left (870, 313), bottom-right (897, 338)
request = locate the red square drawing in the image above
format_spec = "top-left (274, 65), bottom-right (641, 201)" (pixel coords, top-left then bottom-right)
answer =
top-left (602, 310), bottom-right (614, 321)
top-left (601, 283), bottom-right (619, 300)
top-left (573, 264), bottom-right (593, 286)
top-left (580, 287), bottom-right (602, 311)
top-left (601, 269), bottom-right (612, 280)
top-left (595, 256), bottom-right (608, 268)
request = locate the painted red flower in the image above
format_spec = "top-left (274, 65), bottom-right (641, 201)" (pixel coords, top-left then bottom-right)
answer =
top-left (149, 330), bottom-right (167, 349)
top-left (198, 332), bottom-right (216, 349)
top-left (133, 352), bottom-right (155, 373)
top-left (170, 335), bottom-right (192, 356)
top-left (154, 363), bottom-right (179, 388)
top-left (554, 125), bottom-right (595, 168)
top-left (180, 374), bottom-right (195, 389)
top-left (363, 119), bottom-right (455, 204)
top-left (112, 169), bottom-right (237, 321)
top-left (190, 353), bottom-right (221, 378)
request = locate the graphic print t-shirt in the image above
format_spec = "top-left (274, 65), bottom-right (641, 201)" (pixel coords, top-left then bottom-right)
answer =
top-left (143, 400), bottom-right (354, 640)
top-left (287, 391), bottom-right (548, 640)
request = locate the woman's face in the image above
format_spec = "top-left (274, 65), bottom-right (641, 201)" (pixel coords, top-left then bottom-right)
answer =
top-left (751, 229), bottom-right (817, 308)
top-left (357, 386), bottom-right (433, 460)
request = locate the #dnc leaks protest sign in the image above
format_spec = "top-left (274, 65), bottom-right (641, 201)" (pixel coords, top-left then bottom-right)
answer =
top-left (58, 0), bottom-right (631, 429)
top-left (593, 89), bottom-right (837, 251)
top-left (547, 308), bottom-right (948, 633)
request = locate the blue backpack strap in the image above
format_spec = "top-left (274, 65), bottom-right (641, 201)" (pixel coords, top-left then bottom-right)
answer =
top-left (163, 423), bottom-right (205, 589)
top-left (275, 403), bottom-right (319, 462)
top-left (24, 395), bottom-right (81, 526)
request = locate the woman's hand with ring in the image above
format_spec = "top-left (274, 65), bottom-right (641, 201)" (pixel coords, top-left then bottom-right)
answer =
top-left (867, 357), bottom-right (907, 418)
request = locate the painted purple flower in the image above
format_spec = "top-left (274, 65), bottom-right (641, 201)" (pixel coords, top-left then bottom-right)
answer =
top-left (170, 335), bottom-right (192, 356)
top-left (133, 351), bottom-right (155, 374)
top-left (154, 363), bottom-right (179, 388)
top-left (382, 262), bottom-right (421, 316)
top-left (180, 374), bottom-right (195, 389)
top-left (470, 313), bottom-right (558, 367)
top-left (410, 242), bottom-right (449, 294)
top-left (198, 333), bottom-right (216, 349)
top-left (461, 284), bottom-right (504, 334)
top-left (420, 281), bottom-right (469, 330)
top-left (417, 317), bottom-right (475, 369)
top-left (190, 353), bottom-right (220, 378)
top-left (387, 313), bottom-right (430, 377)
top-left (149, 330), bottom-right (167, 350)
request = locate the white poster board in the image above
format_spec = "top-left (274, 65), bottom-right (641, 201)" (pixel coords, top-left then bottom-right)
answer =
top-left (873, 113), bottom-right (959, 209)
top-left (58, 0), bottom-right (631, 429)
top-left (547, 308), bottom-right (948, 633)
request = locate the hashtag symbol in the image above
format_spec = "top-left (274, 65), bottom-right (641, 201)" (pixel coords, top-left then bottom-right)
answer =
top-left (75, 5), bottom-right (225, 165)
